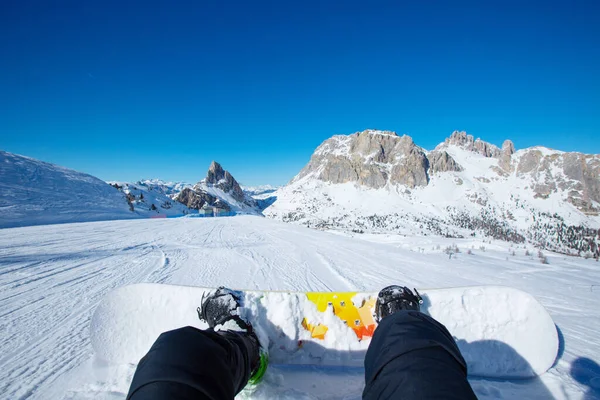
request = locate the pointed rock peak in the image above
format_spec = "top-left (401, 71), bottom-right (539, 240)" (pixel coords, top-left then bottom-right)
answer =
top-left (208, 161), bottom-right (225, 178)
top-left (442, 131), bottom-right (501, 158)
top-left (207, 161), bottom-right (225, 183)
top-left (502, 140), bottom-right (516, 156)
top-left (446, 131), bottom-right (475, 147)
top-left (201, 161), bottom-right (251, 205)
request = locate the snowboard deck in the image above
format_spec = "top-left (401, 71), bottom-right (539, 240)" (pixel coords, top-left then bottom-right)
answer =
top-left (90, 283), bottom-right (558, 378)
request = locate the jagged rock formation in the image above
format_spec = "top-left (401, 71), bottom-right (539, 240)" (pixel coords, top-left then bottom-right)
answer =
top-left (266, 129), bottom-right (600, 258)
top-left (499, 140), bottom-right (516, 172)
top-left (175, 188), bottom-right (231, 211)
top-left (206, 161), bottom-right (247, 203)
top-left (174, 161), bottom-right (259, 213)
top-left (289, 129), bottom-right (600, 216)
top-left (514, 149), bottom-right (600, 214)
top-left (441, 131), bottom-right (502, 158)
top-left (294, 130), bottom-right (431, 189)
top-left (428, 150), bottom-right (463, 174)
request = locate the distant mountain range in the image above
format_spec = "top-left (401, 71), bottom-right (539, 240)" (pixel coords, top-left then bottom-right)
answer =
top-left (1, 130), bottom-right (598, 258)
top-left (0, 152), bottom-right (262, 228)
top-left (265, 130), bottom-right (600, 258)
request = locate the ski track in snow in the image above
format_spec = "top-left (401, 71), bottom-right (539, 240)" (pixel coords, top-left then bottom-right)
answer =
top-left (0, 216), bottom-right (599, 399)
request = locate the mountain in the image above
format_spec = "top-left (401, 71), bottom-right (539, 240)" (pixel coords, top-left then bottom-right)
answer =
top-left (107, 181), bottom-right (193, 217)
top-left (136, 179), bottom-right (193, 198)
top-left (265, 130), bottom-right (600, 258)
top-left (242, 184), bottom-right (279, 197)
top-left (174, 161), bottom-right (260, 214)
top-left (0, 150), bottom-right (137, 228)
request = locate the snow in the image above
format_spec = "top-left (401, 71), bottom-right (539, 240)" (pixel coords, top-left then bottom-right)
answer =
top-left (195, 180), bottom-right (262, 215)
top-left (266, 142), bottom-right (600, 250)
top-left (242, 185), bottom-right (279, 197)
top-left (107, 181), bottom-right (193, 217)
top-left (136, 179), bottom-right (193, 197)
top-left (0, 151), bottom-right (138, 228)
top-left (1, 216), bottom-right (599, 399)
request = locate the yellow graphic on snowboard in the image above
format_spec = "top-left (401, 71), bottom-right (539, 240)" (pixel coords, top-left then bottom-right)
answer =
top-left (301, 292), bottom-right (376, 340)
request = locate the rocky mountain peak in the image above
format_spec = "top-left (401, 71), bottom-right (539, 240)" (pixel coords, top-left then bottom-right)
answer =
top-left (294, 129), bottom-right (431, 189)
top-left (207, 161), bottom-right (226, 184)
top-left (174, 161), bottom-right (259, 213)
top-left (202, 161), bottom-right (246, 203)
top-left (497, 140), bottom-right (516, 173)
top-left (441, 130), bottom-right (502, 158)
top-left (502, 140), bottom-right (516, 156)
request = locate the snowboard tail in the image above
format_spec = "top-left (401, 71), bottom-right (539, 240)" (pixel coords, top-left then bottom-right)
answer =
top-left (91, 284), bottom-right (558, 378)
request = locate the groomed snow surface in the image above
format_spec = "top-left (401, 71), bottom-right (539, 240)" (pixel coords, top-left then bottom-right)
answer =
top-left (1, 216), bottom-right (600, 399)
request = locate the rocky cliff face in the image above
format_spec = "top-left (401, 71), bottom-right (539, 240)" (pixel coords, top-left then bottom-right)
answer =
top-left (175, 188), bottom-right (231, 211)
top-left (266, 129), bottom-right (600, 257)
top-left (428, 150), bottom-right (463, 174)
top-left (174, 161), bottom-right (258, 213)
top-left (295, 129), bottom-right (599, 216)
top-left (440, 130), bottom-right (502, 158)
top-left (205, 161), bottom-right (247, 204)
top-left (294, 130), bottom-right (432, 189)
top-left (514, 149), bottom-right (600, 214)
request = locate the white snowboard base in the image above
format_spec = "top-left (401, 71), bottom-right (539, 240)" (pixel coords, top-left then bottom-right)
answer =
top-left (90, 284), bottom-right (558, 378)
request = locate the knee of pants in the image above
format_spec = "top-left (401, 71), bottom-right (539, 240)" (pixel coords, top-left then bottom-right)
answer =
top-left (128, 327), bottom-right (237, 400)
top-left (365, 311), bottom-right (468, 384)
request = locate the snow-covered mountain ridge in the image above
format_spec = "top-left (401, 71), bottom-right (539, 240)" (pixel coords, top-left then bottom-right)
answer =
top-left (0, 150), bottom-right (264, 228)
top-left (265, 130), bottom-right (600, 258)
top-left (136, 179), bottom-right (193, 198)
top-left (107, 181), bottom-right (193, 217)
top-left (0, 150), bottom-right (139, 228)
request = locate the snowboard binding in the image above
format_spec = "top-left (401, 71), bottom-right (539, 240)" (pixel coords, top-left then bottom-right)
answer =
top-left (375, 285), bottom-right (423, 322)
top-left (197, 286), bottom-right (252, 332)
top-left (197, 287), bottom-right (268, 385)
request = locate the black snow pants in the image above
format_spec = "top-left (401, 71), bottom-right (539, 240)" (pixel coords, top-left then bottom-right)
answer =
top-left (127, 312), bottom-right (477, 400)
top-left (126, 326), bottom-right (259, 399)
top-left (363, 311), bottom-right (477, 399)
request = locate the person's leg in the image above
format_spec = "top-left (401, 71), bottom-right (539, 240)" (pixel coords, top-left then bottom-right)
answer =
top-left (363, 310), bottom-right (477, 399)
top-left (127, 326), bottom-right (259, 400)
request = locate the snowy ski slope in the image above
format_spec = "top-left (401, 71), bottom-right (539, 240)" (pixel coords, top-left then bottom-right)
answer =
top-left (0, 151), bottom-right (136, 229)
top-left (1, 216), bottom-right (599, 399)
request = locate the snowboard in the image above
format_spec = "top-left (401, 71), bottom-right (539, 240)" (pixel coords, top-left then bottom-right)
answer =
top-left (90, 283), bottom-right (558, 378)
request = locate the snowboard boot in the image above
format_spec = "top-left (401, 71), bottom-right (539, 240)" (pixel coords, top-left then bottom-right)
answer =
top-left (197, 287), bottom-right (268, 385)
top-left (375, 285), bottom-right (423, 322)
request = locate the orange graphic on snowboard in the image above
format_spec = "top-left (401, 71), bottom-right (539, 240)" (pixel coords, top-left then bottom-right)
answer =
top-left (301, 293), bottom-right (376, 340)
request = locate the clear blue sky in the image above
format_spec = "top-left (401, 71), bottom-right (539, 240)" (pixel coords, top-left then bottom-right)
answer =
top-left (1, 1), bottom-right (598, 185)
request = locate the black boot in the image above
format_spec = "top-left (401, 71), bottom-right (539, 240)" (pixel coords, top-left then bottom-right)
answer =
top-left (375, 285), bottom-right (423, 322)
top-left (197, 287), bottom-right (268, 384)
top-left (198, 287), bottom-right (253, 332)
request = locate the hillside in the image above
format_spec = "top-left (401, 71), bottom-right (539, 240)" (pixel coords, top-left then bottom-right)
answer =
top-left (0, 150), bottom-right (137, 228)
top-left (107, 181), bottom-right (193, 217)
top-left (265, 130), bottom-right (600, 258)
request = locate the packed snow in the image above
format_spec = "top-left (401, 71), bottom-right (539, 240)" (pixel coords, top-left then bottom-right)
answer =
top-left (0, 151), bottom-right (137, 228)
top-left (1, 216), bottom-right (600, 399)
